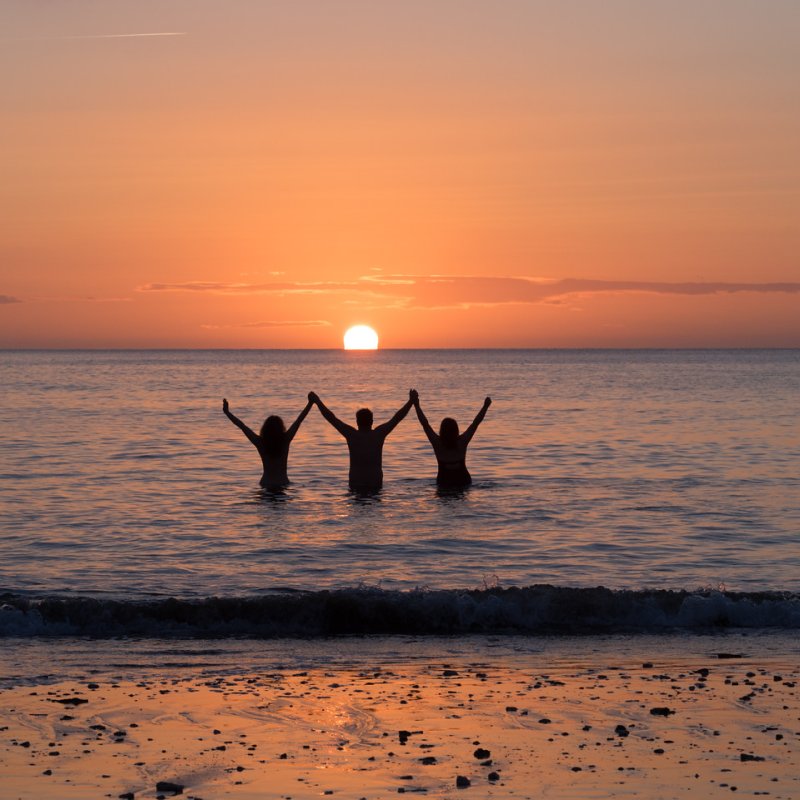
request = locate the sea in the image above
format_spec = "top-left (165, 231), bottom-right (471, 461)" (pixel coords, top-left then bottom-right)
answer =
top-left (1, 349), bottom-right (799, 680)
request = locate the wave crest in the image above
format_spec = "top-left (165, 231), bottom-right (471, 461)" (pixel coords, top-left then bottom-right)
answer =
top-left (1, 586), bottom-right (798, 638)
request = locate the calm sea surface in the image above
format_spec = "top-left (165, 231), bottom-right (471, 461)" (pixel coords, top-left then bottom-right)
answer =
top-left (1, 349), bottom-right (798, 602)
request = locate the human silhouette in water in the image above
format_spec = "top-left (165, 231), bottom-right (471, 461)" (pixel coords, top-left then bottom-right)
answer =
top-left (309, 389), bottom-right (417, 492)
top-left (222, 397), bottom-right (313, 488)
top-left (413, 394), bottom-right (492, 488)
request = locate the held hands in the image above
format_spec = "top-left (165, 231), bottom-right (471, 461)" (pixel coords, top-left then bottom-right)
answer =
top-left (308, 391), bottom-right (320, 405)
top-left (409, 388), bottom-right (419, 405)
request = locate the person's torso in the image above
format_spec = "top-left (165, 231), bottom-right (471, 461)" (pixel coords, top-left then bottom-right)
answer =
top-left (346, 430), bottom-right (385, 485)
top-left (258, 445), bottom-right (290, 486)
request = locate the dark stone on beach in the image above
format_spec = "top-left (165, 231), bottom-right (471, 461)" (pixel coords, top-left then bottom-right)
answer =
top-left (155, 781), bottom-right (183, 795)
top-left (696, 668), bottom-right (710, 677)
top-left (456, 775), bottom-right (471, 788)
top-left (119, 793), bottom-right (135, 800)
top-left (20, 741), bottom-right (30, 747)
top-left (43, 770), bottom-right (52, 776)
top-left (420, 756), bottom-right (437, 765)
top-left (87, 683), bottom-right (100, 689)
top-left (717, 653), bottom-right (743, 659)
top-left (654, 748), bottom-right (665, 754)
top-left (650, 707), bottom-right (675, 716)
top-left (91, 724), bottom-right (106, 730)
top-left (443, 670), bottom-right (459, 677)
top-left (740, 753), bottom-right (765, 762)
top-left (582, 725), bottom-right (592, 731)
top-left (279, 752), bottom-right (287, 759)
top-left (60, 715), bottom-right (74, 721)
top-left (55, 697), bottom-right (88, 706)
top-left (488, 772), bottom-right (500, 782)
top-left (642, 662), bottom-right (653, 669)
top-left (505, 706), bottom-right (517, 713)
top-left (473, 748), bottom-right (490, 759)
top-left (614, 725), bottom-right (629, 737)
top-left (480, 759), bottom-right (492, 766)
top-left (539, 718), bottom-right (551, 724)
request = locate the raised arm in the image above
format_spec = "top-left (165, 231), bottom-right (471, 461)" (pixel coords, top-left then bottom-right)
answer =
top-left (309, 392), bottom-right (353, 437)
top-left (285, 398), bottom-right (314, 442)
top-left (462, 396), bottom-right (492, 445)
top-left (413, 396), bottom-right (438, 446)
top-left (222, 398), bottom-right (261, 448)
top-left (375, 389), bottom-right (417, 438)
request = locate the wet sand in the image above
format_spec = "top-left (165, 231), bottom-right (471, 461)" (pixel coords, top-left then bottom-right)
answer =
top-left (1, 643), bottom-right (798, 799)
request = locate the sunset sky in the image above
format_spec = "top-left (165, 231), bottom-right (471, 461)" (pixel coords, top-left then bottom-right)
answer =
top-left (2, 1), bottom-right (798, 348)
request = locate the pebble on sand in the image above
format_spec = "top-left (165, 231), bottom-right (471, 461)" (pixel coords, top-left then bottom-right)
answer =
top-left (155, 780), bottom-right (184, 795)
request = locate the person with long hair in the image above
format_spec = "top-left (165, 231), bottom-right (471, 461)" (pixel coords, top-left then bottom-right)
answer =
top-left (222, 396), bottom-right (313, 488)
top-left (412, 394), bottom-right (492, 488)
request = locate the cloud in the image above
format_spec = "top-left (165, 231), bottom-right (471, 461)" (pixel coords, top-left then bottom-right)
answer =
top-left (141, 280), bottom-right (358, 294)
top-left (201, 320), bottom-right (332, 329)
top-left (23, 295), bottom-right (132, 304)
top-left (138, 280), bottom-right (389, 299)
top-left (0, 294), bottom-right (21, 304)
top-left (390, 277), bottom-right (800, 309)
top-left (82, 296), bottom-right (133, 303)
top-left (139, 276), bottom-right (800, 310)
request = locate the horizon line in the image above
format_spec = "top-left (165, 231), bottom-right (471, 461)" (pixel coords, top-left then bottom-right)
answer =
top-left (2, 346), bottom-right (798, 353)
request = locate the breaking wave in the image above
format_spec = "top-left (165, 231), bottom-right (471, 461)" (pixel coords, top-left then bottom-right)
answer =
top-left (1, 586), bottom-right (798, 638)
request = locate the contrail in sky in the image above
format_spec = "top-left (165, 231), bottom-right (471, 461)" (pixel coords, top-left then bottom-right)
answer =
top-left (9, 32), bottom-right (187, 41)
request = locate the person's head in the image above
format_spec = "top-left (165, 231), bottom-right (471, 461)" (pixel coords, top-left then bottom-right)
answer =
top-left (259, 415), bottom-right (287, 456)
top-left (355, 408), bottom-right (373, 429)
top-left (439, 417), bottom-right (459, 449)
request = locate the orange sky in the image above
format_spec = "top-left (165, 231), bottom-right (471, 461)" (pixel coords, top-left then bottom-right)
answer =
top-left (1, 1), bottom-right (798, 348)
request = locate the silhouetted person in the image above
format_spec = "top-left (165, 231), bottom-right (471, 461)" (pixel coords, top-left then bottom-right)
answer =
top-left (309, 389), bottom-right (417, 492)
top-left (413, 395), bottom-right (492, 488)
top-left (222, 397), bottom-right (313, 488)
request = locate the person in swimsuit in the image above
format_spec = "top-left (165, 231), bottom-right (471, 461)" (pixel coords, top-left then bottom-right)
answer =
top-left (412, 394), bottom-right (492, 488)
top-left (309, 389), bottom-right (417, 492)
top-left (222, 396), bottom-right (313, 488)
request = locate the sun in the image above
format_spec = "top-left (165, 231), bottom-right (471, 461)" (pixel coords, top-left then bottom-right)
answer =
top-left (343, 325), bottom-right (379, 350)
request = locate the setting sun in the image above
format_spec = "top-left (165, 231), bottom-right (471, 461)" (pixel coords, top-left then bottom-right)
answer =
top-left (343, 325), bottom-right (379, 350)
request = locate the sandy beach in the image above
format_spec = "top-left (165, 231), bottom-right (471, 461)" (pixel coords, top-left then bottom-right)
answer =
top-left (1, 636), bottom-right (797, 799)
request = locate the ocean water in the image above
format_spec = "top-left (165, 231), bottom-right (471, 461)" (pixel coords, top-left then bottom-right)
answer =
top-left (1, 349), bottom-right (798, 637)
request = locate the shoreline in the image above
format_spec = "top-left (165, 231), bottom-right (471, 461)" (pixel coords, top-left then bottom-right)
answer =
top-left (1, 634), bottom-right (797, 799)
